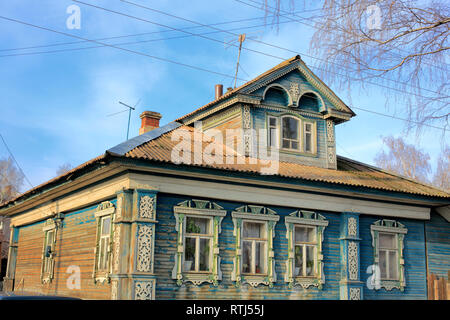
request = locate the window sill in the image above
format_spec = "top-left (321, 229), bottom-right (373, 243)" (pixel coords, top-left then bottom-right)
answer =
top-left (291, 276), bottom-right (323, 289)
top-left (177, 272), bottom-right (217, 286)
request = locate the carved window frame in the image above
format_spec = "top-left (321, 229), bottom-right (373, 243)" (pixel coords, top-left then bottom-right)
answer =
top-left (41, 218), bottom-right (58, 284)
top-left (231, 205), bottom-right (280, 288)
top-left (284, 210), bottom-right (328, 289)
top-left (93, 201), bottom-right (115, 284)
top-left (172, 200), bottom-right (226, 286)
top-left (370, 219), bottom-right (407, 291)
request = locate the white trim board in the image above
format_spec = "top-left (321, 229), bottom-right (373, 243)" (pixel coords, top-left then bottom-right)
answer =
top-left (129, 173), bottom-right (430, 220)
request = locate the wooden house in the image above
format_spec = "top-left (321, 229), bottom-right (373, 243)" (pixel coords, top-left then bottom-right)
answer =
top-left (1, 56), bottom-right (449, 300)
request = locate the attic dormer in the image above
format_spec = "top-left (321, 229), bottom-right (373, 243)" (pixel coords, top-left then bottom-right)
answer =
top-left (177, 55), bottom-right (355, 170)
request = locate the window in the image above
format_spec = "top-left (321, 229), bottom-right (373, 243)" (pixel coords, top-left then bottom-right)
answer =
top-left (284, 210), bottom-right (328, 289)
top-left (93, 201), bottom-right (116, 283)
top-left (281, 116), bottom-right (299, 150)
top-left (184, 216), bottom-right (212, 272)
top-left (172, 200), bottom-right (226, 286)
top-left (231, 205), bottom-right (280, 287)
top-left (303, 122), bottom-right (314, 153)
top-left (378, 233), bottom-right (398, 280)
top-left (242, 222), bottom-right (267, 275)
top-left (370, 219), bottom-right (407, 291)
top-left (294, 226), bottom-right (316, 277)
top-left (268, 116), bottom-right (278, 148)
top-left (267, 114), bottom-right (317, 154)
top-left (98, 216), bottom-right (111, 271)
top-left (42, 228), bottom-right (56, 283)
top-left (40, 216), bottom-right (62, 284)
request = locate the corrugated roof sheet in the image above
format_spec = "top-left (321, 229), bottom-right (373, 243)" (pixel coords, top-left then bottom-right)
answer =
top-left (124, 125), bottom-right (450, 198)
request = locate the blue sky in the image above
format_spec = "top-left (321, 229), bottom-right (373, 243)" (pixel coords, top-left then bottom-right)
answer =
top-left (0, 0), bottom-right (447, 192)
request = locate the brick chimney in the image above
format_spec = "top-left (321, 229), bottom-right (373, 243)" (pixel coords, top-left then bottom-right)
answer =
top-left (139, 111), bottom-right (162, 135)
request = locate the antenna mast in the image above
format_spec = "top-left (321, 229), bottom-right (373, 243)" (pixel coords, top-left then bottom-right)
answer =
top-left (119, 100), bottom-right (139, 140)
top-left (234, 33), bottom-right (246, 88)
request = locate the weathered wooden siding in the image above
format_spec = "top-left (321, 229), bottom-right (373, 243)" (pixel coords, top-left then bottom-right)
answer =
top-left (154, 193), bottom-right (341, 300)
top-left (14, 202), bottom-right (113, 299)
top-left (425, 212), bottom-right (450, 278)
top-left (360, 215), bottom-right (427, 300)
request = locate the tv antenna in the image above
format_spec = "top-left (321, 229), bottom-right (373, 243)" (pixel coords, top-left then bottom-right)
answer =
top-left (106, 99), bottom-right (141, 140)
top-left (224, 31), bottom-right (262, 88)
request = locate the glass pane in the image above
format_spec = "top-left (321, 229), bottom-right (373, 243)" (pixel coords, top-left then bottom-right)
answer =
top-left (242, 241), bottom-right (252, 273)
top-left (305, 133), bottom-right (312, 152)
top-left (100, 238), bottom-right (108, 270)
top-left (269, 128), bottom-right (277, 146)
top-left (255, 242), bottom-right (265, 274)
top-left (291, 141), bottom-right (299, 150)
top-left (243, 222), bottom-right (263, 239)
top-left (306, 246), bottom-right (315, 276)
top-left (294, 245), bottom-right (303, 276)
top-left (295, 227), bottom-right (315, 243)
top-left (282, 117), bottom-right (298, 140)
top-left (199, 238), bottom-right (210, 271)
top-left (47, 230), bottom-right (54, 245)
top-left (388, 251), bottom-right (398, 279)
top-left (305, 123), bottom-right (312, 133)
top-left (186, 217), bottom-right (209, 235)
top-left (102, 217), bottom-right (111, 235)
top-left (184, 237), bottom-right (196, 271)
top-left (269, 117), bottom-right (276, 127)
top-left (282, 139), bottom-right (290, 149)
top-left (379, 250), bottom-right (387, 279)
top-left (379, 233), bottom-right (396, 249)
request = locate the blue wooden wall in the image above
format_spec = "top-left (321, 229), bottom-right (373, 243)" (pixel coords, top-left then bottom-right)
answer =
top-left (425, 212), bottom-right (450, 279)
top-left (154, 194), bottom-right (433, 300)
top-left (154, 193), bottom-right (341, 299)
top-left (360, 215), bottom-right (428, 300)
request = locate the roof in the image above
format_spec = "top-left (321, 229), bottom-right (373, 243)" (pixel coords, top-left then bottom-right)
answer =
top-left (1, 124), bottom-right (448, 213)
top-left (122, 126), bottom-right (450, 198)
top-left (176, 55), bottom-right (355, 123)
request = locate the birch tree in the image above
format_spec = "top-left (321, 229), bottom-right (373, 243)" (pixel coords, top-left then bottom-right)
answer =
top-left (261, 0), bottom-right (449, 134)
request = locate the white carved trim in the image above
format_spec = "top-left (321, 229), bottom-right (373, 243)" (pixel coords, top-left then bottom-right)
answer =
top-left (134, 280), bottom-right (155, 300)
top-left (136, 224), bottom-right (154, 273)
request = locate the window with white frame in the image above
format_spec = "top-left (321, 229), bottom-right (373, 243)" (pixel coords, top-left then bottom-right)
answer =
top-left (303, 122), bottom-right (314, 153)
top-left (231, 205), bottom-right (279, 288)
top-left (294, 225), bottom-right (317, 277)
top-left (41, 216), bottom-right (61, 284)
top-left (370, 219), bottom-right (407, 291)
top-left (268, 116), bottom-right (278, 148)
top-left (41, 227), bottom-right (56, 283)
top-left (93, 201), bottom-right (115, 283)
top-left (267, 114), bottom-right (317, 154)
top-left (284, 210), bottom-right (328, 289)
top-left (172, 200), bottom-right (226, 286)
top-left (242, 221), bottom-right (267, 275)
top-left (184, 216), bottom-right (212, 273)
top-left (97, 215), bottom-right (112, 272)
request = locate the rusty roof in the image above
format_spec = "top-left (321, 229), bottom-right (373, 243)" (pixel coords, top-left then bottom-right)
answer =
top-left (124, 125), bottom-right (449, 198)
top-left (0, 124), bottom-right (448, 213)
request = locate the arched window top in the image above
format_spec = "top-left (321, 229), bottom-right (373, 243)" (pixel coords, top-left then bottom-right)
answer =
top-left (263, 84), bottom-right (291, 106)
top-left (298, 92), bottom-right (324, 112)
